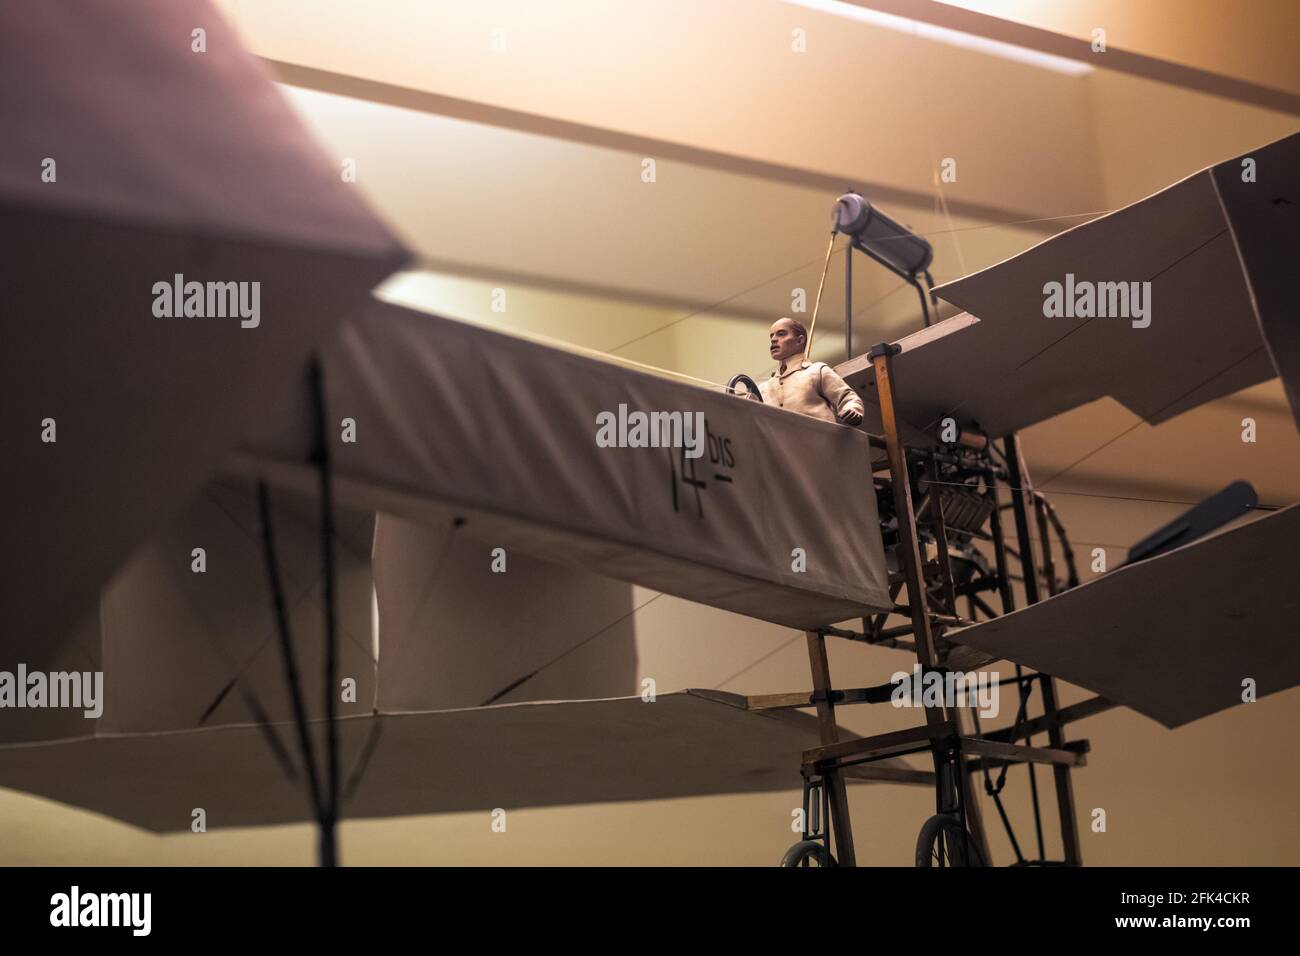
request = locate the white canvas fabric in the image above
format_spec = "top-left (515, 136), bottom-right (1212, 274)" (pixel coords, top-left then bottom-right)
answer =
top-left (948, 505), bottom-right (1300, 728)
top-left (838, 131), bottom-right (1300, 442)
top-left (0, 479), bottom-right (379, 745)
top-left (0, 477), bottom-right (643, 744)
top-left (372, 514), bottom-right (639, 712)
top-left (0, 0), bottom-right (410, 654)
top-left (0, 692), bottom-right (925, 832)
top-left (234, 301), bottom-right (894, 629)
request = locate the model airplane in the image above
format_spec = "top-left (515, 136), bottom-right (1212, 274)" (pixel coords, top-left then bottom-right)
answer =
top-left (3, 0), bottom-right (1297, 869)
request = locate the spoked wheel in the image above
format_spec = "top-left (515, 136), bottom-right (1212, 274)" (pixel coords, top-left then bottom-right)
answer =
top-left (780, 839), bottom-right (837, 867)
top-left (915, 813), bottom-right (987, 867)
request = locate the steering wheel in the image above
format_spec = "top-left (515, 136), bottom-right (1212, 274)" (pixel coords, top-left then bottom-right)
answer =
top-left (727, 373), bottom-right (764, 402)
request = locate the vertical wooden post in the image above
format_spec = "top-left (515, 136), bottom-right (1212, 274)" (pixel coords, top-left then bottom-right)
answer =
top-left (869, 345), bottom-right (944, 691)
top-left (804, 630), bottom-right (856, 866)
top-left (872, 344), bottom-right (994, 856)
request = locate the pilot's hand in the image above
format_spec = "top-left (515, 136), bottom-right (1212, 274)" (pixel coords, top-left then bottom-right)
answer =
top-left (840, 408), bottom-right (863, 426)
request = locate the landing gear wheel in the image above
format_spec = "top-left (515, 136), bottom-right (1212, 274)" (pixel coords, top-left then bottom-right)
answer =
top-left (780, 840), bottom-right (836, 867)
top-left (915, 813), bottom-right (987, 867)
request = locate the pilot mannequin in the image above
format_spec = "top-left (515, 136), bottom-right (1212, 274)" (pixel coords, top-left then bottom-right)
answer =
top-left (756, 317), bottom-right (864, 426)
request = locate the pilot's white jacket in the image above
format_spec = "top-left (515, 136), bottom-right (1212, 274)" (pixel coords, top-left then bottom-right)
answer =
top-left (757, 359), bottom-right (864, 425)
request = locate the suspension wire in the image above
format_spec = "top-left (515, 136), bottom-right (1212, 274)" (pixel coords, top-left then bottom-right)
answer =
top-left (599, 208), bottom-right (1115, 365)
top-left (1037, 346), bottom-right (1266, 491)
top-left (478, 592), bottom-right (666, 705)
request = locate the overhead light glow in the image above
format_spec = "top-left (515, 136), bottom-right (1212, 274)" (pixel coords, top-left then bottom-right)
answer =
top-left (783, 0), bottom-right (1093, 76)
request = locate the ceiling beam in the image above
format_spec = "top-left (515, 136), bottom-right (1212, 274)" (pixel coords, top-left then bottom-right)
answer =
top-left (849, 0), bottom-right (1300, 116)
top-left (265, 58), bottom-right (1067, 234)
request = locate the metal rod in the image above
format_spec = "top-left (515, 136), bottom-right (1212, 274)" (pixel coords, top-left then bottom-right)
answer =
top-left (844, 240), bottom-right (853, 359)
top-left (257, 481), bottom-right (327, 851)
top-left (1037, 492), bottom-right (1080, 588)
top-left (912, 275), bottom-right (932, 328)
top-left (985, 696), bottom-right (1118, 742)
top-left (1004, 433), bottom-right (1082, 866)
top-left (804, 231), bottom-right (837, 362)
top-left (996, 454), bottom-right (1046, 860)
top-left (926, 458), bottom-right (959, 615)
top-left (1035, 494), bottom-right (1058, 598)
top-left (985, 465), bottom-right (1045, 859)
top-left (308, 357), bottom-right (340, 867)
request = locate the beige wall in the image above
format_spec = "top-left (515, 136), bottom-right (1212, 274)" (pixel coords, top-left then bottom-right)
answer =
top-left (1086, 69), bottom-right (1299, 208)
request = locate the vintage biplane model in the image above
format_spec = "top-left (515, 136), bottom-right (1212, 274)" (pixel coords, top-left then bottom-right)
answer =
top-left (723, 127), bottom-right (1300, 865)
top-left (2, 1), bottom-right (1297, 867)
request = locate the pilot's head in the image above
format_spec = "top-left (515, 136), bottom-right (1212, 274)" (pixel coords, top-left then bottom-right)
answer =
top-left (769, 316), bottom-right (807, 364)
